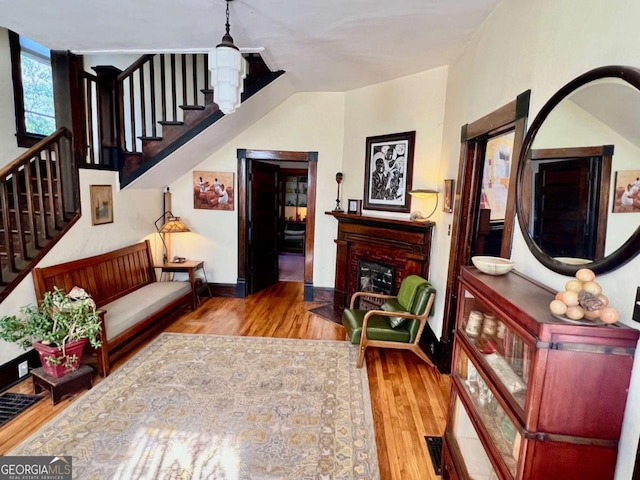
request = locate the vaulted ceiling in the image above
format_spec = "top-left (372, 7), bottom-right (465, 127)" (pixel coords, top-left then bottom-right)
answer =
top-left (0, 0), bottom-right (501, 91)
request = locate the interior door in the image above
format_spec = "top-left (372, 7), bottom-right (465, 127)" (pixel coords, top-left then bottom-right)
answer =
top-left (533, 158), bottom-right (595, 259)
top-left (247, 161), bottom-right (280, 294)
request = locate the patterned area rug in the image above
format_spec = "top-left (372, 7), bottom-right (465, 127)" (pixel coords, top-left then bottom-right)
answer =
top-left (10, 334), bottom-right (380, 480)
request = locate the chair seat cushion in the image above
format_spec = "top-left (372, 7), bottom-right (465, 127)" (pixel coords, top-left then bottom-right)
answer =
top-left (381, 299), bottom-right (408, 328)
top-left (342, 308), bottom-right (411, 344)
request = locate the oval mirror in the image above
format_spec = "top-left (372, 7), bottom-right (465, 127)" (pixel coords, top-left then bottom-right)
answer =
top-left (516, 65), bottom-right (640, 275)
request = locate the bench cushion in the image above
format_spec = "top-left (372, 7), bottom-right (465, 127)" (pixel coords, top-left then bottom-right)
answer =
top-left (102, 281), bottom-right (191, 340)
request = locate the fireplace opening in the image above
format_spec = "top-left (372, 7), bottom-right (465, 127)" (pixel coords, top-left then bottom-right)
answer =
top-left (357, 260), bottom-right (395, 310)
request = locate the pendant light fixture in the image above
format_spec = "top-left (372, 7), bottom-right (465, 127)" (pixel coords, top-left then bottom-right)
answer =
top-left (208, 0), bottom-right (247, 114)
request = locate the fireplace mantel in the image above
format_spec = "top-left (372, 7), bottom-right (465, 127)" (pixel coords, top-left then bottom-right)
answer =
top-left (326, 211), bottom-right (435, 310)
top-left (326, 211), bottom-right (434, 231)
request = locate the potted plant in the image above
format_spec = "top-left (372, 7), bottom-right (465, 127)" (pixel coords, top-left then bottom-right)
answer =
top-left (0, 286), bottom-right (102, 378)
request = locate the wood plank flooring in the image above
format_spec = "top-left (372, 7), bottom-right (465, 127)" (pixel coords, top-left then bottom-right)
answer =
top-left (0, 282), bottom-right (450, 479)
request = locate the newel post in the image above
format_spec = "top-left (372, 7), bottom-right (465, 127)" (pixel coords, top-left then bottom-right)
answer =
top-left (92, 65), bottom-right (123, 170)
top-left (51, 50), bottom-right (83, 215)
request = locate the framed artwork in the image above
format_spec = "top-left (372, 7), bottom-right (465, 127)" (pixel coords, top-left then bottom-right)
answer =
top-left (443, 179), bottom-right (454, 213)
top-left (363, 131), bottom-right (415, 213)
top-left (612, 170), bottom-right (640, 213)
top-left (193, 171), bottom-right (235, 210)
top-left (347, 199), bottom-right (362, 215)
top-left (90, 185), bottom-right (113, 225)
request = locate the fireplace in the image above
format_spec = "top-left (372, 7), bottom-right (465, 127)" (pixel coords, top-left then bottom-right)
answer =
top-left (327, 212), bottom-right (434, 311)
top-left (357, 260), bottom-right (395, 310)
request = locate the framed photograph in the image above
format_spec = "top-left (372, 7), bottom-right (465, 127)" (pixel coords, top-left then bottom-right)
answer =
top-left (443, 179), bottom-right (454, 213)
top-left (363, 131), bottom-right (415, 213)
top-left (193, 171), bottom-right (235, 210)
top-left (347, 199), bottom-right (362, 215)
top-left (612, 170), bottom-right (640, 213)
top-left (90, 185), bottom-right (113, 225)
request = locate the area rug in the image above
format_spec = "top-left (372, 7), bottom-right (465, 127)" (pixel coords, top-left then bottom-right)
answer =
top-left (279, 253), bottom-right (304, 282)
top-left (10, 333), bottom-right (380, 480)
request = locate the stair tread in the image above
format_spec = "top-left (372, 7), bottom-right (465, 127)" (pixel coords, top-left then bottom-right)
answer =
top-left (158, 121), bottom-right (184, 126)
top-left (138, 136), bottom-right (163, 141)
top-left (180, 105), bottom-right (206, 111)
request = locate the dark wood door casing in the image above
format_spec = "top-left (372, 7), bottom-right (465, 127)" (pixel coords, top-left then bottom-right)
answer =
top-left (527, 145), bottom-right (612, 261)
top-left (439, 90), bottom-right (530, 373)
top-left (237, 149), bottom-right (318, 298)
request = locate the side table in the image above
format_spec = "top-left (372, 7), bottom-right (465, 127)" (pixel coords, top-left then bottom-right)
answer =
top-left (32, 365), bottom-right (93, 405)
top-left (156, 260), bottom-right (212, 309)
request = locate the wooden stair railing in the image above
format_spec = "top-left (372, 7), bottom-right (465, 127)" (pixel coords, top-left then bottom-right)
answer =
top-left (113, 53), bottom-right (212, 177)
top-left (81, 52), bottom-right (283, 186)
top-left (0, 128), bottom-right (80, 302)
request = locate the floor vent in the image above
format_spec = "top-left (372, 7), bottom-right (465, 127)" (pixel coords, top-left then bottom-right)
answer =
top-left (425, 435), bottom-right (443, 475)
top-left (0, 393), bottom-right (43, 427)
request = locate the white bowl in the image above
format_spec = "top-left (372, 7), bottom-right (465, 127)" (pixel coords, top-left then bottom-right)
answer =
top-left (471, 256), bottom-right (516, 275)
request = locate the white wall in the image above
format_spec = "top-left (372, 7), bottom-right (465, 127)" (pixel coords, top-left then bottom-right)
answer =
top-left (0, 169), bottom-right (160, 365)
top-left (2, 2), bottom-right (640, 474)
top-left (165, 68), bottom-right (448, 290)
top-left (167, 92), bottom-right (346, 287)
top-left (0, 29), bottom-right (28, 168)
top-left (341, 66), bottom-right (449, 334)
top-left (438, 0), bottom-right (640, 477)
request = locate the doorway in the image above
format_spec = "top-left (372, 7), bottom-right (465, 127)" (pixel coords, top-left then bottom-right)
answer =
top-left (237, 149), bottom-right (318, 298)
top-left (438, 91), bottom-right (530, 373)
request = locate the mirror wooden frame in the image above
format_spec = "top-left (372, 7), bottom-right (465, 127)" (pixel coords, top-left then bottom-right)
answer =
top-left (516, 65), bottom-right (640, 275)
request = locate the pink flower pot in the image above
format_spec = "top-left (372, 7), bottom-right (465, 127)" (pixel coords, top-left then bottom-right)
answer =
top-left (33, 338), bottom-right (88, 378)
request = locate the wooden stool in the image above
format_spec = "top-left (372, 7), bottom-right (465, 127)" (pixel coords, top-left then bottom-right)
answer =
top-left (32, 365), bottom-right (93, 405)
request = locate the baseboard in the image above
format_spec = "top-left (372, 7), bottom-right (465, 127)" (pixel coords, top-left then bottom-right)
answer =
top-left (310, 286), bottom-right (334, 302)
top-left (418, 324), bottom-right (443, 371)
top-left (208, 283), bottom-right (242, 298)
top-left (210, 281), bottom-right (327, 299)
top-left (304, 285), bottom-right (334, 302)
top-left (0, 349), bottom-right (40, 393)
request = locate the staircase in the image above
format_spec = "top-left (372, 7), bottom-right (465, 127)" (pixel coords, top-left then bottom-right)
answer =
top-left (0, 129), bottom-right (80, 302)
top-left (0, 51), bottom-right (283, 302)
top-left (81, 52), bottom-right (283, 187)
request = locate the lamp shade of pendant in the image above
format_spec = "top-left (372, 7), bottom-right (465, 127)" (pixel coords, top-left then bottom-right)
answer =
top-left (209, 42), bottom-right (247, 115)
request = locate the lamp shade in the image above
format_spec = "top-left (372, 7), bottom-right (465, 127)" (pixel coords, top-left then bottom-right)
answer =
top-left (209, 45), bottom-right (247, 114)
top-left (409, 189), bottom-right (438, 199)
top-left (158, 216), bottom-right (190, 234)
top-left (408, 189), bottom-right (439, 220)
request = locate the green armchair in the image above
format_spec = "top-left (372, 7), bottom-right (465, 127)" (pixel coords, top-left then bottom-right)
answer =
top-left (342, 275), bottom-right (435, 368)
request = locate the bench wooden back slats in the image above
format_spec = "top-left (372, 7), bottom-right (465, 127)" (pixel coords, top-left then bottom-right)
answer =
top-left (32, 241), bottom-right (156, 306)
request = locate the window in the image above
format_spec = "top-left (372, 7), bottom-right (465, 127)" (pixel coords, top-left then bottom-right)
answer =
top-left (9, 31), bottom-right (56, 147)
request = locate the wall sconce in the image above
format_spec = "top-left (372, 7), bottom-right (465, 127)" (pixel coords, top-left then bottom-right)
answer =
top-left (154, 212), bottom-right (190, 263)
top-left (408, 189), bottom-right (439, 221)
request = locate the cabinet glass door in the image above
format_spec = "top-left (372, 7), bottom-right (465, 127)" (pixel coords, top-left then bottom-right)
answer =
top-left (458, 289), bottom-right (533, 410)
top-left (455, 347), bottom-right (521, 478)
top-left (450, 394), bottom-right (500, 480)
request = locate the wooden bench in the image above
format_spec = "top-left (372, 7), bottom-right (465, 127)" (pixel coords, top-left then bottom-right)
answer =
top-left (32, 241), bottom-right (192, 376)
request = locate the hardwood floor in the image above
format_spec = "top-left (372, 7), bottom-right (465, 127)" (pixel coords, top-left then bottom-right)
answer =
top-left (0, 282), bottom-right (450, 479)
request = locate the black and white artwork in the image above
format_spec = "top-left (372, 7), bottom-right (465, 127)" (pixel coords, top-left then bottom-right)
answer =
top-left (363, 131), bottom-right (415, 213)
